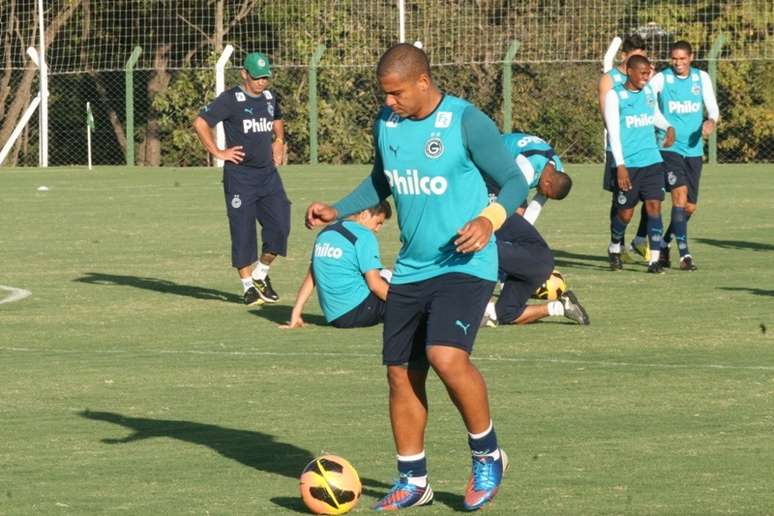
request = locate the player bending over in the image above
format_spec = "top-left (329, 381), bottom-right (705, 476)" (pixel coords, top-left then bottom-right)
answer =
top-left (306, 43), bottom-right (526, 511)
top-left (604, 54), bottom-right (675, 273)
top-left (648, 40), bottom-right (720, 271)
top-left (280, 201), bottom-right (391, 329)
top-left (480, 213), bottom-right (589, 327)
top-left (490, 132), bottom-right (573, 225)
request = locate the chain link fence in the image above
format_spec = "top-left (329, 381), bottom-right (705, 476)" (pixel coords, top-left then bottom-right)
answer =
top-left (2, 0), bottom-right (772, 167)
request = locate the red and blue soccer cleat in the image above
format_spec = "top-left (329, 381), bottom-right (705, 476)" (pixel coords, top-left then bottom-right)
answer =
top-left (463, 449), bottom-right (509, 511)
top-left (372, 475), bottom-right (434, 511)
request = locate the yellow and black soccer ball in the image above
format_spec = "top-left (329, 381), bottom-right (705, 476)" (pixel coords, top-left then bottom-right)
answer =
top-left (299, 455), bottom-right (361, 515)
top-left (533, 270), bottom-right (567, 301)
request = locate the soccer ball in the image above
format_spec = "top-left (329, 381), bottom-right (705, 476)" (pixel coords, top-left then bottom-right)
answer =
top-left (533, 270), bottom-right (567, 301)
top-left (299, 455), bottom-right (361, 515)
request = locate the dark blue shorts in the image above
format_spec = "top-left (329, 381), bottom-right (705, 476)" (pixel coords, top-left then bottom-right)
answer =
top-left (661, 151), bottom-right (703, 203)
top-left (330, 292), bottom-right (386, 329)
top-left (223, 167), bottom-right (291, 269)
top-left (495, 216), bottom-right (555, 323)
top-left (382, 273), bottom-right (495, 367)
top-left (613, 162), bottom-right (665, 210)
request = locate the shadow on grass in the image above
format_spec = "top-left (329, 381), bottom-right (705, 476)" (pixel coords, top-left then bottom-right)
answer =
top-left (81, 411), bottom-right (475, 511)
top-left (718, 286), bottom-right (774, 298)
top-left (248, 304), bottom-right (328, 326)
top-left (74, 272), bottom-right (241, 303)
top-left (695, 238), bottom-right (774, 252)
top-left (552, 249), bottom-right (628, 272)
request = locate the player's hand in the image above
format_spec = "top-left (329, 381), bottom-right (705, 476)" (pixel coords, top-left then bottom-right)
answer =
top-left (306, 202), bottom-right (338, 229)
top-left (272, 141), bottom-right (284, 166)
top-left (702, 119), bottom-right (716, 138)
top-left (455, 216), bottom-right (493, 254)
top-left (616, 165), bottom-right (632, 191)
top-left (278, 316), bottom-right (305, 329)
top-left (662, 127), bottom-right (676, 148)
top-left (219, 145), bottom-right (245, 164)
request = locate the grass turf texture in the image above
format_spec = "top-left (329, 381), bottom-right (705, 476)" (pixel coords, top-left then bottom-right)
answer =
top-left (1, 164), bottom-right (773, 515)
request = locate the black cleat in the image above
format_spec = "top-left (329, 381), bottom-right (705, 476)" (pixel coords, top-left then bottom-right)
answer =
top-left (679, 255), bottom-right (698, 271)
top-left (560, 291), bottom-right (590, 325)
top-left (253, 275), bottom-right (279, 303)
top-left (243, 286), bottom-right (264, 306)
top-left (647, 262), bottom-right (665, 274)
top-left (659, 246), bottom-right (671, 268)
top-left (608, 251), bottom-right (623, 271)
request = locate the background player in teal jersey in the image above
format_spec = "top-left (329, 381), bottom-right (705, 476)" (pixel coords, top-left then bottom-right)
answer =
top-left (604, 54), bottom-right (675, 273)
top-left (649, 40), bottom-right (720, 271)
top-left (306, 43), bottom-right (528, 511)
top-left (598, 34), bottom-right (648, 264)
top-left (280, 202), bottom-right (391, 329)
top-left (498, 132), bottom-right (572, 225)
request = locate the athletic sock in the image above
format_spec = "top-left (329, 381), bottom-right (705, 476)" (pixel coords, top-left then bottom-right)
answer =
top-left (610, 213), bottom-right (629, 248)
top-left (468, 420), bottom-right (500, 460)
top-left (240, 277), bottom-right (253, 293)
top-left (646, 213), bottom-right (664, 264)
top-left (610, 200), bottom-right (626, 246)
top-left (397, 451), bottom-right (428, 487)
top-left (671, 206), bottom-right (690, 258)
top-left (251, 261), bottom-right (270, 281)
top-left (547, 300), bottom-right (565, 317)
top-left (636, 203), bottom-right (648, 239)
top-left (663, 220), bottom-right (674, 245)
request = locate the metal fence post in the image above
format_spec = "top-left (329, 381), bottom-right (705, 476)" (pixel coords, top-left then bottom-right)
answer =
top-left (124, 46), bottom-right (142, 166)
top-left (308, 44), bottom-right (326, 164)
top-left (501, 40), bottom-right (520, 133)
top-left (707, 33), bottom-right (725, 165)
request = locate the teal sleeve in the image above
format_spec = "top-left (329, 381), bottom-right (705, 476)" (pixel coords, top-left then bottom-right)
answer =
top-left (332, 126), bottom-right (392, 218)
top-left (462, 106), bottom-right (528, 215)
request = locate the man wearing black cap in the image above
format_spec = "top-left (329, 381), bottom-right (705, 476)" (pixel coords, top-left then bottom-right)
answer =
top-left (194, 52), bottom-right (288, 305)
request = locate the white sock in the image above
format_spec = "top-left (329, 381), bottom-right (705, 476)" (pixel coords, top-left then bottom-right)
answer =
top-left (649, 249), bottom-right (661, 264)
top-left (468, 420), bottom-right (493, 440)
top-left (240, 277), bottom-right (253, 293)
top-left (484, 301), bottom-right (497, 322)
top-left (608, 242), bottom-right (622, 254)
top-left (251, 261), bottom-right (270, 281)
top-left (547, 300), bottom-right (564, 317)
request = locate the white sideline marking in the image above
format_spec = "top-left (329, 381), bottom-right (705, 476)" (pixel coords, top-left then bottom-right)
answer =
top-left (0, 346), bottom-right (772, 372)
top-left (0, 285), bottom-right (31, 305)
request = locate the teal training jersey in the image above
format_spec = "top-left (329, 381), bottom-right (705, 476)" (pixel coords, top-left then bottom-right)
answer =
top-left (612, 83), bottom-right (663, 168)
top-left (605, 68), bottom-right (627, 151)
top-left (501, 132), bottom-right (565, 190)
top-left (311, 220), bottom-right (383, 322)
top-left (375, 95), bottom-right (497, 284)
top-left (657, 67), bottom-right (706, 157)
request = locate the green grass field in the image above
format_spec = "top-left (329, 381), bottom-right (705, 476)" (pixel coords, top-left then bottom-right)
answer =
top-left (1, 164), bottom-right (773, 515)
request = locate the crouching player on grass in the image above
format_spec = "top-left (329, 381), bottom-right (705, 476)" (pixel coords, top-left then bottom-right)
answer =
top-left (280, 201), bottom-right (392, 329)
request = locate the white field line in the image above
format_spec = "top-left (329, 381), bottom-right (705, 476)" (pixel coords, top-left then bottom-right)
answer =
top-left (0, 285), bottom-right (31, 305)
top-left (0, 346), bottom-right (772, 372)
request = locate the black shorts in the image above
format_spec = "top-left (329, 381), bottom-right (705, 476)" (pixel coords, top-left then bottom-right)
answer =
top-left (603, 151), bottom-right (616, 192)
top-left (494, 216), bottom-right (555, 323)
top-left (330, 292), bottom-right (385, 329)
top-left (613, 163), bottom-right (665, 210)
top-left (660, 151), bottom-right (703, 203)
top-left (382, 273), bottom-right (495, 367)
top-left (223, 167), bottom-right (291, 269)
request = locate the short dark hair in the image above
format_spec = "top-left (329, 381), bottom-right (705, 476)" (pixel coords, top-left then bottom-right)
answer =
top-left (366, 200), bottom-right (392, 219)
top-left (671, 40), bottom-right (693, 55)
top-left (551, 173), bottom-right (573, 200)
top-left (626, 54), bottom-right (651, 71)
top-left (622, 34), bottom-right (647, 53)
top-left (377, 43), bottom-right (431, 80)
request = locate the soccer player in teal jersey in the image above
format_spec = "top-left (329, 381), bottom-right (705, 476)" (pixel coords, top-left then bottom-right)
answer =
top-left (598, 34), bottom-right (648, 264)
top-left (648, 40), bottom-right (720, 271)
top-left (280, 202), bottom-right (391, 329)
top-left (603, 54), bottom-right (675, 273)
top-left (306, 43), bottom-right (528, 511)
top-left (498, 132), bottom-right (572, 225)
